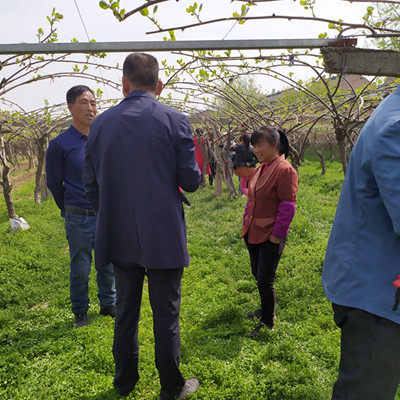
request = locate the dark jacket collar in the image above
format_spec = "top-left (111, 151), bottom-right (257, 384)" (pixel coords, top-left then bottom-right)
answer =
top-left (123, 90), bottom-right (155, 102)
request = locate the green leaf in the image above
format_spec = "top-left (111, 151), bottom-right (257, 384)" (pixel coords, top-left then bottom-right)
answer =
top-left (140, 7), bottom-right (149, 16)
top-left (169, 30), bottom-right (176, 41)
top-left (99, 1), bottom-right (109, 10)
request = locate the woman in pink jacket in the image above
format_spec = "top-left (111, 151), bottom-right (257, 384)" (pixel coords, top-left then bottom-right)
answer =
top-left (241, 125), bottom-right (298, 337)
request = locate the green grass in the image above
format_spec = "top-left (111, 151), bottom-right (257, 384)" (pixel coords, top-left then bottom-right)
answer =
top-left (0, 160), bottom-right (399, 399)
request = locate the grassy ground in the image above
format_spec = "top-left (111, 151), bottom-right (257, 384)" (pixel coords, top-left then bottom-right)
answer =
top-left (0, 159), bottom-right (398, 399)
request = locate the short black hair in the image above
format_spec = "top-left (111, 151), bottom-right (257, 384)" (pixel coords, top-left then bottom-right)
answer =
top-left (123, 53), bottom-right (159, 92)
top-left (66, 85), bottom-right (95, 104)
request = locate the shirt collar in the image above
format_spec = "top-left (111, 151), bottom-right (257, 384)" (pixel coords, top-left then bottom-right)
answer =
top-left (68, 124), bottom-right (88, 140)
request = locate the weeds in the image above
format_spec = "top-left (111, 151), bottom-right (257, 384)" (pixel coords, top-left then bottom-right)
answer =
top-left (0, 162), bottom-right (399, 399)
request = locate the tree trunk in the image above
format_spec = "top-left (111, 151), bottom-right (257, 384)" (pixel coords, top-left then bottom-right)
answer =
top-left (28, 148), bottom-right (36, 169)
top-left (335, 126), bottom-right (348, 174)
top-left (214, 147), bottom-right (224, 198)
top-left (290, 148), bottom-right (300, 172)
top-left (215, 169), bottom-right (223, 197)
top-left (0, 136), bottom-right (17, 219)
top-left (201, 164), bottom-right (207, 188)
top-left (1, 164), bottom-right (17, 219)
top-left (317, 150), bottom-right (326, 176)
top-left (34, 144), bottom-right (46, 204)
top-left (223, 166), bottom-right (237, 197)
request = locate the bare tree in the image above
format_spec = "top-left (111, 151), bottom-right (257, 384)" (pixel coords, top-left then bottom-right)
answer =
top-left (0, 117), bottom-right (22, 219)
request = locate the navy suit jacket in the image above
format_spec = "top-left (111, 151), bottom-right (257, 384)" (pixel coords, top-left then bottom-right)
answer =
top-left (83, 90), bottom-right (201, 269)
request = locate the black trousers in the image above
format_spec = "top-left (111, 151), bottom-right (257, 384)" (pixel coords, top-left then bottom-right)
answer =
top-left (244, 236), bottom-right (284, 327)
top-left (332, 304), bottom-right (400, 400)
top-left (112, 263), bottom-right (185, 399)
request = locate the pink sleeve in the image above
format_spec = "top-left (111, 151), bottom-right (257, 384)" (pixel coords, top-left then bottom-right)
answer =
top-left (271, 201), bottom-right (296, 239)
top-left (243, 199), bottom-right (250, 228)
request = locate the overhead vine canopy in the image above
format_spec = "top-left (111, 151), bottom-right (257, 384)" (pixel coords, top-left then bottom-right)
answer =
top-left (98, 0), bottom-right (400, 42)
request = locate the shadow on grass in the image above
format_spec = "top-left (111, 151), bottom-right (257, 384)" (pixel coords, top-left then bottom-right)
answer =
top-left (1, 317), bottom-right (75, 354)
top-left (182, 306), bottom-right (249, 361)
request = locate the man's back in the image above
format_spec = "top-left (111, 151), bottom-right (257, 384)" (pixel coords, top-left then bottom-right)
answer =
top-left (84, 90), bottom-right (201, 269)
top-left (322, 85), bottom-right (400, 324)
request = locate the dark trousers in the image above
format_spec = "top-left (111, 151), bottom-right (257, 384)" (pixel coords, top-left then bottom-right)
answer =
top-left (244, 237), bottom-right (284, 326)
top-left (112, 263), bottom-right (185, 399)
top-left (332, 304), bottom-right (400, 400)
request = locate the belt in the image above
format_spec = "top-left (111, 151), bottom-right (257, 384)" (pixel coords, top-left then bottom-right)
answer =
top-left (65, 205), bottom-right (96, 216)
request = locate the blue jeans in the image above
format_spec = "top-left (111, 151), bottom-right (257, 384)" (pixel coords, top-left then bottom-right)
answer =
top-left (65, 208), bottom-right (115, 314)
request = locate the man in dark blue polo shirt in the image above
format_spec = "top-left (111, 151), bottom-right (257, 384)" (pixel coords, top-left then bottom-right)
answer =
top-left (46, 85), bottom-right (116, 328)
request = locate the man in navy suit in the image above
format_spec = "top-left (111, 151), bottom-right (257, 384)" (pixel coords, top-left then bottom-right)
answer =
top-left (83, 53), bottom-right (201, 399)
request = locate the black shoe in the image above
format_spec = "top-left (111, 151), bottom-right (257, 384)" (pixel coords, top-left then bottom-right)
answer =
top-left (116, 386), bottom-right (135, 397)
top-left (74, 312), bottom-right (88, 328)
top-left (100, 305), bottom-right (116, 318)
top-left (250, 321), bottom-right (273, 338)
top-left (246, 309), bottom-right (262, 319)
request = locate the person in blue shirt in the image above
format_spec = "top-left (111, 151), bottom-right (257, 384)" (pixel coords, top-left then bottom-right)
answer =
top-left (46, 85), bottom-right (116, 329)
top-left (322, 86), bottom-right (400, 400)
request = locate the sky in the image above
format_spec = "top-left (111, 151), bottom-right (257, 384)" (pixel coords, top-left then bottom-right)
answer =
top-left (0, 0), bottom-right (372, 112)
